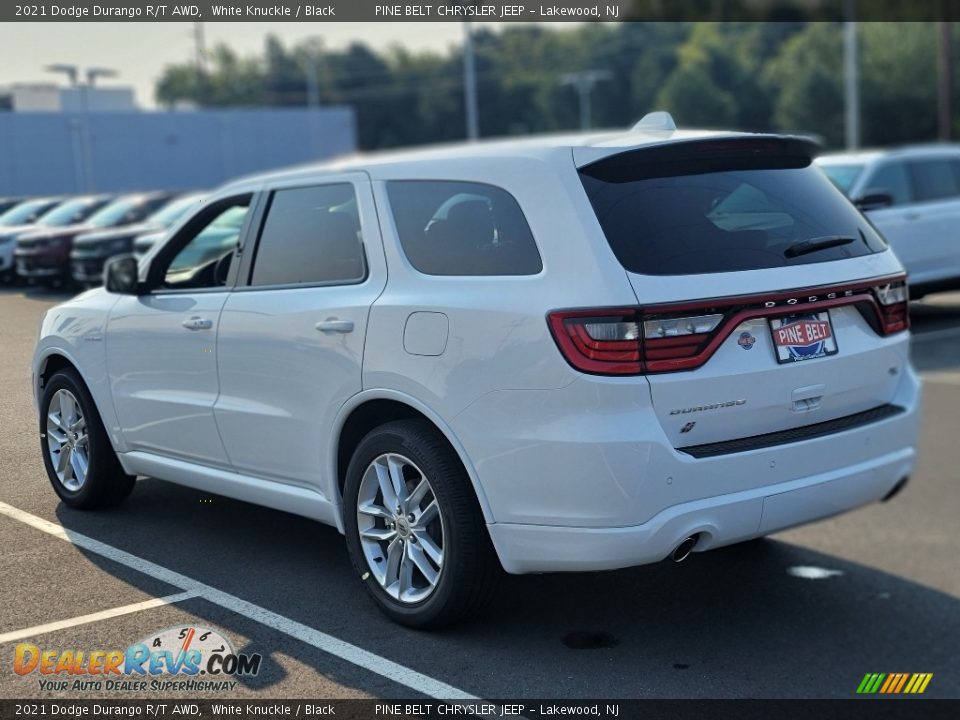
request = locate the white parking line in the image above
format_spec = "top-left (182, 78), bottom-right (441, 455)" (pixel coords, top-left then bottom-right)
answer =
top-left (0, 591), bottom-right (198, 644)
top-left (0, 500), bottom-right (476, 700)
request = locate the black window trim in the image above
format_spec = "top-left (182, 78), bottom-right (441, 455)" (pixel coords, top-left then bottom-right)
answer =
top-left (385, 178), bottom-right (544, 278)
top-left (238, 180), bottom-right (370, 292)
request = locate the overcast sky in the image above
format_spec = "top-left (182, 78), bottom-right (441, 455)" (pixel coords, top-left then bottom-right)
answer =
top-left (0, 22), bottom-right (512, 108)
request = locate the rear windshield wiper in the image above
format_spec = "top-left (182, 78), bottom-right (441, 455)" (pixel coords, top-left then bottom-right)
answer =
top-left (784, 235), bottom-right (857, 258)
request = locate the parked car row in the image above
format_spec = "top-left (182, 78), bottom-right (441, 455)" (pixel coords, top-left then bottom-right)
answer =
top-left (0, 191), bottom-right (206, 287)
top-left (817, 144), bottom-right (960, 298)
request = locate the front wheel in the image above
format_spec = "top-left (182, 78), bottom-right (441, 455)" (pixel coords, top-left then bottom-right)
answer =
top-left (39, 368), bottom-right (135, 509)
top-left (343, 420), bottom-right (500, 628)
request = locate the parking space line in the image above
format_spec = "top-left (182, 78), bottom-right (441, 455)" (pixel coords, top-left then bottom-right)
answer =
top-left (0, 501), bottom-right (476, 700)
top-left (0, 591), bottom-right (198, 644)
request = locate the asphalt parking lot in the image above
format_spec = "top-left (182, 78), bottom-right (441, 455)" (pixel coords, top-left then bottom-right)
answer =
top-left (0, 285), bottom-right (958, 700)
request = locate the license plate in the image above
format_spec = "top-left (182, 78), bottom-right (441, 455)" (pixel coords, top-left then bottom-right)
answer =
top-left (769, 311), bottom-right (838, 364)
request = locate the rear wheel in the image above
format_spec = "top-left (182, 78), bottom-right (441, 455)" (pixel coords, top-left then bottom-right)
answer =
top-left (343, 420), bottom-right (500, 628)
top-left (40, 368), bottom-right (135, 509)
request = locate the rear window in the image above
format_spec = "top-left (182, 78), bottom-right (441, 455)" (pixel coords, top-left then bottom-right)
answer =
top-left (579, 144), bottom-right (888, 276)
top-left (386, 181), bottom-right (542, 276)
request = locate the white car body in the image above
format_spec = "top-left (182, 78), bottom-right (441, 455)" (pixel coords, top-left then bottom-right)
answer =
top-left (34, 123), bottom-right (920, 580)
top-left (818, 145), bottom-right (960, 295)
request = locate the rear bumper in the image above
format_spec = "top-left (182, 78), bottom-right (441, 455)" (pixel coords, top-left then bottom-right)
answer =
top-left (489, 445), bottom-right (914, 573)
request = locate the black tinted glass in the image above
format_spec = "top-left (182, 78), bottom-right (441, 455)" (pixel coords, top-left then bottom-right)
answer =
top-left (251, 184), bottom-right (365, 287)
top-left (579, 149), bottom-right (887, 276)
top-left (386, 181), bottom-right (542, 276)
top-left (909, 159), bottom-right (960, 202)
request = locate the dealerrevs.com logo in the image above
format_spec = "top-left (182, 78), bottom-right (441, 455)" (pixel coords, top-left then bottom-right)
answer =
top-left (14, 625), bottom-right (262, 693)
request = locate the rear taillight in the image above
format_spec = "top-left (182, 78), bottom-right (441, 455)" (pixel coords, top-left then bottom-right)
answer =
top-left (548, 309), bottom-right (643, 375)
top-left (548, 275), bottom-right (909, 376)
top-left (548, 309), bottom-right (723, 375)
top-left (872, 280), bottom-right (910, 335)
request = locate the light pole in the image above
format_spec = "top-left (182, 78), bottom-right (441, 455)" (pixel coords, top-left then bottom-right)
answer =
top-left (561, 70), bottom-right (612, 131)
top-left (303, 37), bottom-right (325, 157)
top-left (463, 20), bottom-right (479, 141)
top-left (45, 64), bottom-right (118, 192)
top-left (843, 0), bottom-right (860, 150)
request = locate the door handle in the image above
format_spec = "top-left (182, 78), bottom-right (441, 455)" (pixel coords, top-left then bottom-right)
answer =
top-left (315, 318), bottom-right (354, 333)
top-left (182, 316), bottom-right (213, 331)
top-left (904, 212), bottom-right (922, 221)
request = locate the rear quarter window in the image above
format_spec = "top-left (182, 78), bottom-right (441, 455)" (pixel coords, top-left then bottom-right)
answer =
top-left (579, 144), bottom-right (888, 276)
top-left (386, 181), bottom-right (542, 276)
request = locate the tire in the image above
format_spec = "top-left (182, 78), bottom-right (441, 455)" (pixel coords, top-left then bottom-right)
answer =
top-left (39, 368), bottom-right (135, 509)
top-left (343, 420), bottom-right (500, 629)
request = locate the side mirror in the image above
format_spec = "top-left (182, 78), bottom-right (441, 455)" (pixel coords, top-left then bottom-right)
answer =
top-left (855, 191), bottom-right (894, 212)
top-left (104, 255), bottom-right (141, 295)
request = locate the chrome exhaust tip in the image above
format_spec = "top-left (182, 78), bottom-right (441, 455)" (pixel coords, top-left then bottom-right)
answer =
top-left (671, 535), bottom-right (698, 563)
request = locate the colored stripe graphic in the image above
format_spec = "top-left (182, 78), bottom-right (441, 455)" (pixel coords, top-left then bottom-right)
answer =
top-left (857, 672), bottom-right (932, 694)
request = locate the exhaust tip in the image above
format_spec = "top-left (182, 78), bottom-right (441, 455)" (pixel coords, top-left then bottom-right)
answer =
top-left (671, 535), bottom-right (699, 563)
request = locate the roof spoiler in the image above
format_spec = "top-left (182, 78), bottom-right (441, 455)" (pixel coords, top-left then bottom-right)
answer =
top-left (576, 134), bottom-right (824, 173)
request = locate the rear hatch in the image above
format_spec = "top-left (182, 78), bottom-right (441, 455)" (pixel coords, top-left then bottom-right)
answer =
top-left (571, 136), bottom-right (910, 451)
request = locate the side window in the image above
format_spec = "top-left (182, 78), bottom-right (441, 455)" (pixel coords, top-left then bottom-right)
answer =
top-left (249, 184), bottom-right (365, 287)
top-left (160, 200), bottom-right (250, 291)
top-left (386, 181), bottom-right (542, 276)
top-left (908, 159), bottom-right (960, 202)
top-left (863, 162), bottom-right (912, 206)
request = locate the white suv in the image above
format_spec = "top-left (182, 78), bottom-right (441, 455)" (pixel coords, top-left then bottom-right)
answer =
top-left (33, 115), bottom-right (921, 627)
top-left (818, 145), bottom-right (960, 298)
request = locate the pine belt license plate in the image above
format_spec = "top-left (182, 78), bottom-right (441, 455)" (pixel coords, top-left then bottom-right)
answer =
top-left (769, 311), bottom-right (838, 364)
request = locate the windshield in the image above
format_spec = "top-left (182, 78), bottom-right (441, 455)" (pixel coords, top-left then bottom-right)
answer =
top-left (819, 163), bottom-right (865, 195)
top-left (86, 197), bottom-right (152, 228)
top-left (37, 198), bottom-right (107, 227)
top-left (146, 194), bottom-right (206, 227)
top-left (580, 149), bottom-right (887, 276)
top-left (0, 199), bottom-right (59, 227)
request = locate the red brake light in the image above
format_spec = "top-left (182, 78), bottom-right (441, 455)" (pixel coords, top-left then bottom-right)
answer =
top-left (547, 309), bottom-right (642, 375)
top-left (872, 280), bottom-right (910, 335)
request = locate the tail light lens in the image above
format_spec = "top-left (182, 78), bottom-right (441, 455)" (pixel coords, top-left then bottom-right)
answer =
top-left (872, 280), bottom-right (910, 335)
top-left (548, 309), bottom-right (723, 375)
top-left (548, 276), bottom-right (909, 376)
top-left (548, 309), bottom-right (643, 375)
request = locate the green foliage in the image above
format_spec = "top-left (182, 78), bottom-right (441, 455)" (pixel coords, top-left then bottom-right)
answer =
top-left (154, 22), bottom-right (957, 151)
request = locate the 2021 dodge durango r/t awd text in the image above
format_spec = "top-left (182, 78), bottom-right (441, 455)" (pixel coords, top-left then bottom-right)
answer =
top-left (33, 115), bottom-right (921, 628)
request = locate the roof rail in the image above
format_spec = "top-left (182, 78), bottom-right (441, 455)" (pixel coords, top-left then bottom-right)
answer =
top-left (632, 111), bottom-right (677, 133)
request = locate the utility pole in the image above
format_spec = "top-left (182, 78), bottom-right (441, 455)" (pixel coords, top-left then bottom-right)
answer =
top-left (937, 11), bottom-right (953, 141)
top-left (193, 21), bottom-right (208, 105)
top-left (303, 37), bottom-right (325, 157)
top-left (843, 0), bottom-right (860, 150)
top-left (463, 20), bottom-right (479, 141)
top-left (561, 70), bottom-right (612, 131)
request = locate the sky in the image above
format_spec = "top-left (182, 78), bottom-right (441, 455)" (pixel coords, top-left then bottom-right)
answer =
top-left (0, 22), bottom-right (506, 108)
